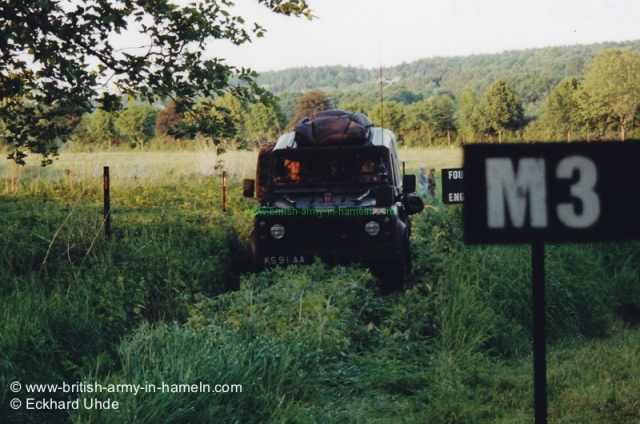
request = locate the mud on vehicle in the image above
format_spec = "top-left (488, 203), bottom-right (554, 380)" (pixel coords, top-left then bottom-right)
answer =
top-left (243, 110), bottom-right (424, 291)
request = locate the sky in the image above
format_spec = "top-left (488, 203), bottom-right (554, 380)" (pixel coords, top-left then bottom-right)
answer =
top-left (203, 0), bottom-right (640, 72)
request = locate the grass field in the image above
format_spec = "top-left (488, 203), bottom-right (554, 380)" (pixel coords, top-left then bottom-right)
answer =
top-left (0, 146), bottom-right (462, 182)
top-left (1, 148), bottom-right (639, 423)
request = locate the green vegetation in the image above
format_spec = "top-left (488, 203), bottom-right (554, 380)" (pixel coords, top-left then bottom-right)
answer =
top-left (7, 38), bottom-right (640, 165)
top-left (5, 4), bottom-right (640, 423)
top-left (256, 41), bottom-right (640, 98)
top-left (287, 90), bottom-right (332, 128)
top-left (579, 48), bottom-right (640, 141)
top-left (255, 41), bottom-right (640, 145)
top-left (369, 101), bottom-right (405, 138)
top-left (1, 150), bottom-right (639, 423)
top-left (471, 80), bottom-right (524, 143)
top-left (1, 0), bottom-right (312, 163)
top-left (8, 39), bottom-right (640, 167)
top-left (30, 41), bottom-right (640, 161)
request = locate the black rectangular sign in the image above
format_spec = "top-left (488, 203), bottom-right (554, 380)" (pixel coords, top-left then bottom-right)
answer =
top-left (463, 142), bottom-right (640, 244)
top-left (442, 168), bottom-right (464, 204)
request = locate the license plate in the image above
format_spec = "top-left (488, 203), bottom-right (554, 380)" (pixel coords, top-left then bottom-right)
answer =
top-left (263, 255), bottom-right (307, 266)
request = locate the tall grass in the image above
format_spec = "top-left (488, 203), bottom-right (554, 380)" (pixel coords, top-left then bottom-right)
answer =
top-left (75, 204), bottom-right (640, 422)
top-left (0, 159), bottom-right (254, 422)
top-left (2, 149), bottom-right (640, 422)
top-left (0, 149), bottom-right (259, 195)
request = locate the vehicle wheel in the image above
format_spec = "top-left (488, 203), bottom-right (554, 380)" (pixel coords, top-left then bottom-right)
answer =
top-left (404, 229), bottom-right (412, 275)
top-left (251, 255), bottom-right (265, 273)
top-left (380, 249), bottom-right (406, 294)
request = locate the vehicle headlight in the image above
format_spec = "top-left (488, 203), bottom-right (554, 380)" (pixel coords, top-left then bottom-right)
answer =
top-left (365, 221), bottom-right (380, 236)
top-left (270, 224), bottom-right (285, 239)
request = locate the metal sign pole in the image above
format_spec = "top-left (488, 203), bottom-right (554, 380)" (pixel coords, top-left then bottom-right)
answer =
top-left (532, 241), bottom-right (547, 423)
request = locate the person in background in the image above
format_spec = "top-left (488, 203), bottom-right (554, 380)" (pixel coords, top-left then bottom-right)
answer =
top-left (428, 167), bottom-right (436, 197)
top-left (418, 165), bottom-right (429, 197)
top-left (287, 160), bottom-right (301, 182)
top-left (277, 159), bottom-right (301, 182)
top-left (359, 159), bottom-right (379, 182)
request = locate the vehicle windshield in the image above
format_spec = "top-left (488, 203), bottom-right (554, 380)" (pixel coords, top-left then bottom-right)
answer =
top-left (271, 146), bottom-right (392, 188)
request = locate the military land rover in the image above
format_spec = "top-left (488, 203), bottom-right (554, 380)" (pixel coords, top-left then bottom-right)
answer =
top-left (243, 110), bottom-right (424, 291)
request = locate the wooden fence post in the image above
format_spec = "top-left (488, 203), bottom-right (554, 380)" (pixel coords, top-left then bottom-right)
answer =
top-left (222, 170), bottom-right (227, 212)
top-left (104, 166), bottom-right (110, 238)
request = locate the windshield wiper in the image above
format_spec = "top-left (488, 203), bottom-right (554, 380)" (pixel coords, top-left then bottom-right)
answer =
top-left (352, 189), bottom-right (371, 203)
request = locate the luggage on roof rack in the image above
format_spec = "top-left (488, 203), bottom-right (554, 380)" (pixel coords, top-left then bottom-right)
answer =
top-left (294, 110), bottom-right (373, 147)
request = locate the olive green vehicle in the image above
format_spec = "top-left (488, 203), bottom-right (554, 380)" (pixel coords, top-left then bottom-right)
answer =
top-left (243, 112), bottom-right (423, 291)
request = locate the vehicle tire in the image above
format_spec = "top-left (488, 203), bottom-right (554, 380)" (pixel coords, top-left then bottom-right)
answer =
top-left (380, 248), bottom-right (406, 294)
top-left (256, 141), bottom-right (275, 200)
top-left (404, 229), bottom-right (412, 275)
top-left (251, 255), bottom-right (262, 273)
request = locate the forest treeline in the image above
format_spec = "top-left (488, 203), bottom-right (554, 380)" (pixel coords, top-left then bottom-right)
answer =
top-left (58, 40), bottom-right (640, 151)
top-left (258, 41), bottom-right (640, 97)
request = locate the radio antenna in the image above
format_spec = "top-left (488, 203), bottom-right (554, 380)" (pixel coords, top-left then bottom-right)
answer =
top-left (377, 0), bottom-right (384, 130)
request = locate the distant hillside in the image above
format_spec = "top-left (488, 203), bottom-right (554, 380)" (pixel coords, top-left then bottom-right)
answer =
top-left (256, 40), bottom-right (640, 116)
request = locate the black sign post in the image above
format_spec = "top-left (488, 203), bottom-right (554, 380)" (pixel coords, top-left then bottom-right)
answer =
top-left (531, 240), bottom-right (546, 423)
top-left (463, 141), bottom-right (640, 423)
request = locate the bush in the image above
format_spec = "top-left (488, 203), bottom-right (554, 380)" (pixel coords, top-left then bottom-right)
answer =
top-left (72, 262), bottom-right (385, 423)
